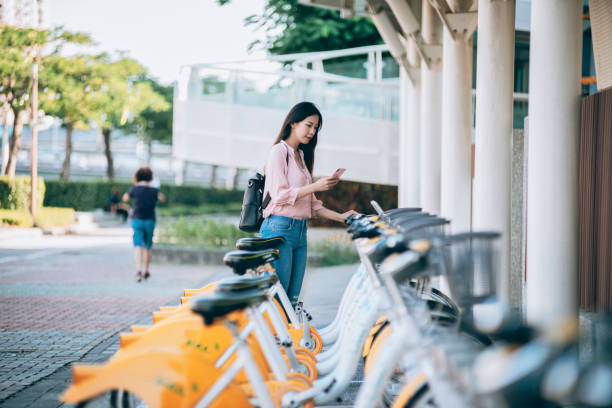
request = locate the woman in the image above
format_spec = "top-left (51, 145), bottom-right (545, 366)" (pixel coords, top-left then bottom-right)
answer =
top-left (260, 101), bottom-right (356, 309)
top-left (123, 167), bottom-right (165, 282)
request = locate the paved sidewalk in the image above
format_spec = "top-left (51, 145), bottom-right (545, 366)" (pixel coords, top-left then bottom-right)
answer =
top-left (0, 224), bottom-right (359, 407)
top-left (0, 226), bottom-right (232, 407)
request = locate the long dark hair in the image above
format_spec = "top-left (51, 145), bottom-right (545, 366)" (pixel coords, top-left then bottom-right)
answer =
top-left (273, 101), bottom-right (322, 174)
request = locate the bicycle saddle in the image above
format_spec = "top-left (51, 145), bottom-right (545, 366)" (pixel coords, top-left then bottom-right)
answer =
top-left (235, 236), bottom-right (285, 251)
top-left (191, 289), bottom-right (268, 326)
top-left (223, 249), bottom-right (280, 275)
top-left (215, 274), bottom-right (279, 293)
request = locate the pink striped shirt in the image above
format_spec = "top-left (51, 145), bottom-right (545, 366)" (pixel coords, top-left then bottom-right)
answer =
top-left (263, 140), bottom-right (324, 219)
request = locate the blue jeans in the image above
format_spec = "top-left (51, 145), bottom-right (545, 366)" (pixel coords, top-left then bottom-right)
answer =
top-left (259, 215), bottom-right (308, 305)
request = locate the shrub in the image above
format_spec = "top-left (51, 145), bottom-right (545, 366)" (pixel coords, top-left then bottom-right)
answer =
top-left (0, 176), bottom-right (45, 210)
top-left (309, 239), bottom-right (359, 267)
top-left (0, 207), bottom-right (74, 228)
top-left (157, 217), bottom-right (252, 249)
top-left (0, 209), bottom-right (34, 227)
top-left (158, 203), bottom-right (242, 217)
top-left (37, 207), bottom-right (76, 228)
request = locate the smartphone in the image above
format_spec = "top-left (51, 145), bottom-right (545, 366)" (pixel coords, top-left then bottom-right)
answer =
top-left (332, 168), bottom-right (346, 178)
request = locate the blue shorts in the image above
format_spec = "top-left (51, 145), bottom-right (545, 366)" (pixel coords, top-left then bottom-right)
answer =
top-left (132, 219), bottom-right (156, 249)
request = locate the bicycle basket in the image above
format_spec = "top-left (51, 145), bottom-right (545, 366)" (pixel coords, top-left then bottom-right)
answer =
top-left (443, 232), bottom-right (501, 307)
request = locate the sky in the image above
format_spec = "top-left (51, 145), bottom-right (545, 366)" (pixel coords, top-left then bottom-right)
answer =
top-left (44, 0), bottom-right (267, 85)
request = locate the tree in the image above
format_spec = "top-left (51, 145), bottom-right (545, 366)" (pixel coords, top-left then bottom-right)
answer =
top-left (92, 57), bottom-right (169, 180)
top-left (0, 25), bottom-right (89, 177)
top-left (0, 26), bottom-right (47, 177)
top-left (217, 0), bottom-right (382, 55)
top-left (129, 78), bottom-right (173, 164)
top-left (39, 54), bottom-right (102, 180)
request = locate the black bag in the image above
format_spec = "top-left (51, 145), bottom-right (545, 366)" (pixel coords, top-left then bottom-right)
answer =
top-left (238, 172), bottom-right (271, 232)
top-left (238, 149), bottom-right (289, 233)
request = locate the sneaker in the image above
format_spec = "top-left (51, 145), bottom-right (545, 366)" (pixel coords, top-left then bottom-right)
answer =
top-left (143, 271), bottom-right (150, 280)
top-left (136, 271), bottom-right (143, 282)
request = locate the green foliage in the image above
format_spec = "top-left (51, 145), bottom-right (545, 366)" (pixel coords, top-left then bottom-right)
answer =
top-left (157, 217), bottom-right (252, 249)
top-left (39, 54), bottom-right (105, 130)
top-left (92, 57), bottom-right (169, 132)
top-left (0, 176), bottom-right (45, 210)
top-left (310, 240), bottom-right (359, 267)
top-left (218, 0), bottom-right (381, 55)
top-left (43, 180), bottom-right (243, 211)
top-left (158, 203), bottom-right (242, 217)
top-left (160, 185), bottom-right (243, 207)
top-left (0, 26), bottom-right (91, 113)
top-left (0, 207), bottom-right (75, 228)
top-left (36, 207), bottom-right (76, 228)
top-left (0, 209), bottom-right (33, 227)
top-left (131, 79), bottom-right (173, 145)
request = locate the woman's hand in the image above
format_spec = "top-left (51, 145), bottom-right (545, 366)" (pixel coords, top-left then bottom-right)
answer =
top-left (341, 210), bottom-right (359, 221)
top-left (313, 176), bottom-right (339, 192)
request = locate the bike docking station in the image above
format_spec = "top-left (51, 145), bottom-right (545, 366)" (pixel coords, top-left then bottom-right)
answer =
top-left (61, 201), bottom-right (612, 408)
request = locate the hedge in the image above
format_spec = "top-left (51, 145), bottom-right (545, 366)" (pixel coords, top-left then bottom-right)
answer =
top-left (0, 176), bottom-right (45, 210)
top-left (0, 207), bottom-right (75, 228)
top-left (43, 180), bottom-right (244, 211)
top-left (40, 178), bottom-right (396, 227)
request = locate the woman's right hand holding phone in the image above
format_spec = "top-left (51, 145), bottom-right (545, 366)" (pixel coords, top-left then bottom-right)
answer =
top-left (313, 176), bottom-right (339, 192)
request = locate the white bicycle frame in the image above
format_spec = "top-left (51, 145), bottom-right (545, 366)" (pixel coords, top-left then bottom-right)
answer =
top-left (195, 320), bottom-right (276, 408)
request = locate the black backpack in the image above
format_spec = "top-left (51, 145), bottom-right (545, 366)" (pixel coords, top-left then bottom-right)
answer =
top-left (238, 149), bottom-right (289, 233)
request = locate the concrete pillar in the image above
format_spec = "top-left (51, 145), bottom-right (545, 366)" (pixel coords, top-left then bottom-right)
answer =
top-left (398, 38), bottom-right (421, 208)
top-left (174, 159), bottom-right (186, 185)
top-left (473, 0), bottom-right (516, 306)
top-left (440, 5), bottom-right (474, 232)
top-left (419, 0), bottom-right (443, 215)
top-left (526, 0), bottom-right (582, 328)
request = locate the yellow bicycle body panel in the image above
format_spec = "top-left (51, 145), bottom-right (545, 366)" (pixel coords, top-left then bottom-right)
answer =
top-left (362, 315), bottom-right (388, 358)
top-left (391, 373), bottom-right (427, 408)
top-left (112, 312), bottom-right (273, 382)
top-left (62, 347), bottom-right (251, 408)
top-left (364, 324), bottom-right (393, 375)
top-left (183, 282), bottom-right (217, 297)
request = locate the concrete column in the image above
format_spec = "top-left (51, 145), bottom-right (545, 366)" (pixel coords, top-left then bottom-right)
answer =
top-left (174, 159), bottom-right (186, 185)
top-left (526, 0), bottom-right (582, 328)
top-left (419, 0), bottom-right (443, 215)
top-left (399, 38), bottom-right (421, 208)
top-left (473, 0), bottom-right (516, 306)
top-left (440, 12), bottom-right (473, 232)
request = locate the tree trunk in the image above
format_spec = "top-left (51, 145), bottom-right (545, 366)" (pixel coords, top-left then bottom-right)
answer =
top-left (146, 140), bottom-right (152, 166)
top-left (4, 109), bottom-right (25, 178)
top-left (1, 107), bottom-right (11, 174)
top-left (60, 122), bottom-right (73, 180)
top-left (103, 128), bottom-right (114, 180)
top-left (211, 165), bottom-right (218, 187)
